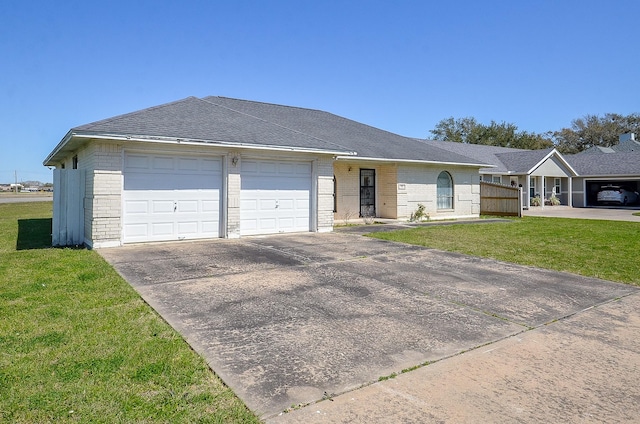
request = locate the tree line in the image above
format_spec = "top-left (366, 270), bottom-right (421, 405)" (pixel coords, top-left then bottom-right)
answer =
top-left (429, 113), bottom-right (640, 153)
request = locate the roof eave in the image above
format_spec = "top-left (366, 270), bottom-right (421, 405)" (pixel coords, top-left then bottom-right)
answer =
top-left (43, 130), bottom-right (75, 166)
top-left (526, 149), bottom-right (579, 176)
top-left (70, 132), bottom-right (357, 156)
top-left (335, 155), bottom-right (494, 168)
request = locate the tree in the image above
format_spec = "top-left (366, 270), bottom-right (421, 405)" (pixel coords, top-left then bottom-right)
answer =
top-left (553, 113), bottom-right (640, 154)
top-left (429, 117), bottom-right (553, 150)
top-left (430, 117), bottom-right (480, 144)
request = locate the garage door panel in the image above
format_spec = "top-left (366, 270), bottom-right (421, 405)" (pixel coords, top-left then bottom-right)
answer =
top-left (201, 221), bottom-right (219, 234)
top-left (125, 154), bottom-right (150, 170)
top-left (178, 200), bottom-right (198, 213)
top-left (260, 162), bottom-right (278, 173)
top-left (177, 157), bottom-right (198, 171)
top-left (295, 163), bottom-right (312, 174)
top-left (278, 217), bottom-right (294, 228)
top-left (124, 223), bottom-right (148, 238)
top-left (177, 221), bottom-right (198, 235)
top-left (278, 199), bottom-right (294, 210)
top-left (260, 198), bottom-right (277, 209)
top-left (123, 153), bottom-right (221, 243)
top-left (202, 200), bottom-right (218, 212)
top-left (151, 222), bottom-right (174, 236)
top-left (240, 159), bottom-right (311, 236)
top-left (257, 218), bottom-right (277, 231)
top-left (150, 200), bottom-right (173, 213)
top-left (278, 162), bottom-right (295, 174)
top-left (125, 200), bottom-right (148, 214)
top-left (241, 199), bottom-right (258, 211)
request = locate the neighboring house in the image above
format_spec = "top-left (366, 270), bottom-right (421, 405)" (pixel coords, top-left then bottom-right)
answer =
top-left (419, 140), bottom-right (577, 207)
top-left (565, 133), bottom-right (640, 207)
top-left (419, 135), bottom-right (640, 208)
top-left (43, 96), bottom-right (489, 247)
top-left (582, 133), bottom-right (640, 154)
top-left (566, 151), bottom-right (640, 207)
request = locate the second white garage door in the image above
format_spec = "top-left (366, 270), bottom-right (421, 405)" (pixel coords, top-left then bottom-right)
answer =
top-left (240, 159), bottom-right (312, 236)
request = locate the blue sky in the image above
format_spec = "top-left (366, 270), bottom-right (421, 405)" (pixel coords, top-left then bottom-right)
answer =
top-left (2, 0), bottom-right (639, 183)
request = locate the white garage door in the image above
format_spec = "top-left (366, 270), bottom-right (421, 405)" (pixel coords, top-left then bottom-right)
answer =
top-left (240, 159), bottom-right (311, 236)
top-left (123, 153), bottom-right (222, 243)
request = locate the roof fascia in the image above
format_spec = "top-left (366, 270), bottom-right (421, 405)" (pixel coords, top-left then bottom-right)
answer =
top-left (527, 149), bottom-right (578, 176)
top-left (71, 132), bottom-right (356, 156)
top-left (43, 130), bottom-right (74, 166)
top-left (335, 155), bottom-right (494, 168)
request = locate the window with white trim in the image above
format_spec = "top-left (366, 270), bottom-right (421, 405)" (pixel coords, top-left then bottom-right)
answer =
top-left (437, 171), bottom-right (454, 209)
top-left (554, 178), bottom-right (561, 196)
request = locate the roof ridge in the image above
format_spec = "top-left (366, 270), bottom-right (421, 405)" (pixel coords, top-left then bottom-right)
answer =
top-left (73, 96), bottom-right (201, 131)
top-left (205, 95), bottom-right (423, 145)
top-left (204, 96), bottom-right (328, 114)
top-left (201, 96), bottom-right (356, 153)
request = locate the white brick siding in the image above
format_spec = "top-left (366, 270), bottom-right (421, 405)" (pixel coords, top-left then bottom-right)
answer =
top-left (226, 152), bottom-right (241, 238)
top-left (398, 164), bottom-right (480, 219)
top-left (81, 142), bottom-right (123, 247)
top-left (333, 162), bottom-right (360, 223)
top-left (315, 156), bottom-right (334, 232)
top-left (55, 138), bottom-right (482, 246)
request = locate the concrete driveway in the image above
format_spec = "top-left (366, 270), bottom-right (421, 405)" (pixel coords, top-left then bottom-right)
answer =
top-left (524, 205), bottom-right (640, 222)
top-left (99, 232), bottom-right (639, 421)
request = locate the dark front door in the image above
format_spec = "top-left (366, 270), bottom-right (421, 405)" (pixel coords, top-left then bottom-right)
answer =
top-left (360, 169), bottom-right (375, 217)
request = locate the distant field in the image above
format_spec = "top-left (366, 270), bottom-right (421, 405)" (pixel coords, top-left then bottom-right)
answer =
top-left (0, 192), bottom-right (53, 197)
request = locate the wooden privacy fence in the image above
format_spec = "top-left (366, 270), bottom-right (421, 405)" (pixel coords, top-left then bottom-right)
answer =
top-left (480, 181), bottom-right (522, 217)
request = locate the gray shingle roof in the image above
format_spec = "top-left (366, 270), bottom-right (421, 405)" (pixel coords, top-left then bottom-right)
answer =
top-left (202, 96), bottom-right (486, 165)
top-left (566, 151), bottom-right (640, 176)
top-left (53, 95), bottom-right (490, 167)
top-left (73, 97), bottom-right (351, 153)
top-left (495, 148), bottom-right (556, 173)
top-left (418, 139), bottom-right (533, 173)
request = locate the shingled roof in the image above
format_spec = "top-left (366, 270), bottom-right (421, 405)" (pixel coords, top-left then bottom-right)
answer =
top-left (72, 96), bottom-right (352, 153)
top-left (202, 96), bottom-right (486, 165)
top-left (46, 96), bottom-right (489, 167)
top-left (566, 151), bottom-right (640, 176)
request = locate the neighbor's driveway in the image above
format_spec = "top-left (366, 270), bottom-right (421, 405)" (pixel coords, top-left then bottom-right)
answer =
top-left (99, 233), bottom-right (639, 421)
top-left (524, 205), bottom-right (640, 222)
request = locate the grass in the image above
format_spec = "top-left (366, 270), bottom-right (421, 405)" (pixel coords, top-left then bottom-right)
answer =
top-left (367, 217), bottom-right (640, 285)
top-left (0, 202), bottom-right (259, 423)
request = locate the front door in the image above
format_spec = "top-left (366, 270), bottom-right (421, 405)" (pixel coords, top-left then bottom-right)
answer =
top-left (360, 169), bottom-right (375, 217)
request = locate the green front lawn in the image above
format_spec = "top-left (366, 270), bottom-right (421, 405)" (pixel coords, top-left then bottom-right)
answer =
top-left (368, 217), bottom-right (640, 285)
top-left (0, 202), bottom-right (259, 423)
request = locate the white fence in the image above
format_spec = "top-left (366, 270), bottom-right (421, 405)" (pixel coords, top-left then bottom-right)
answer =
top-left (52, 169), bottom-right (85, 246)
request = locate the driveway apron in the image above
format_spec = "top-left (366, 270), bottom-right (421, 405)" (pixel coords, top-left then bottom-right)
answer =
top-left (98, 232), bottom-right (637, 419)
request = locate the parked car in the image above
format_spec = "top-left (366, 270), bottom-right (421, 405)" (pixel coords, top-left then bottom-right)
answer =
top-left (596, 185), bottom-right (639, 205)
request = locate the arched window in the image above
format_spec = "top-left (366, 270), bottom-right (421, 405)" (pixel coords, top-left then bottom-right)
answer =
top-left (437, 171), bottom-right (453, 209)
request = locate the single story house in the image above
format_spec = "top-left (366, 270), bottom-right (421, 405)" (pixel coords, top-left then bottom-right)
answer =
top-left (419, 140), bottom-right (578, 207)
top-left (419, 135), bottom-right (640, 208)
top-left (44, 96), bottom-right (490, 247)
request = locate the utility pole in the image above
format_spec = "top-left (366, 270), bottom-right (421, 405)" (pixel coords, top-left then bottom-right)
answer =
top-left (14, 170), bottom-right (17, 193)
